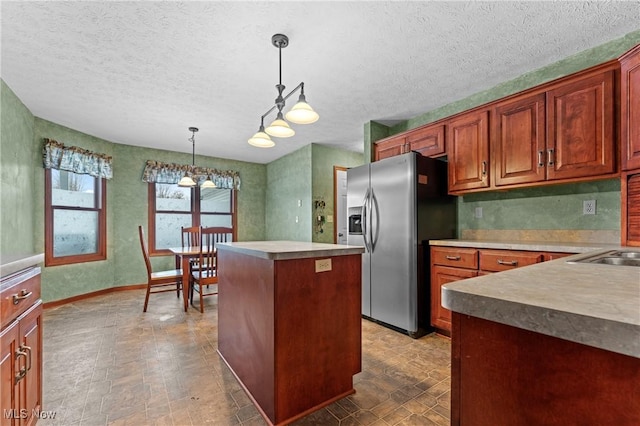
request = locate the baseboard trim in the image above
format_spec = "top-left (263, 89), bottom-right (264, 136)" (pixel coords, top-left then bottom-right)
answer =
top-left (43, 284), bottom-right (146, 309)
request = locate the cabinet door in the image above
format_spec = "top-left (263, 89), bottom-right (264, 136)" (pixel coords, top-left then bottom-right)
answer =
top-left (447, 110), bottom-right (490, 193)
top-left (621, 45), bottom-right (640, 171)
top-left (493, 93), bottom-right (546, 186)
top-left (374, 136), bottom-right (405, 161)
top-left (17, 303), bottom-right (42, 426)
top-left (407, 124), bottom-right (445, 157)
top-left (546, 71), bottom-right (615, 180)
top-left (431, 265), bottom-right (477, 334)
top-left (1, 322), bottom-right (19, 426)
top-left (622, 173), bottom-right (640, 246)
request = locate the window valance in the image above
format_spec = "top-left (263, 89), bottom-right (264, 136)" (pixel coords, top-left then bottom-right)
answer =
top-left (43, 139), bottom-right (113, 179)
top-left (141, 160), bottom-right (241, 190)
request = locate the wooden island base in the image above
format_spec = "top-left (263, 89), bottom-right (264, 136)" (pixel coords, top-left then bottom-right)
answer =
top-left (216, 242), bottom-right (363, 426)
top-left (451, 313), bottom-right (640, 425)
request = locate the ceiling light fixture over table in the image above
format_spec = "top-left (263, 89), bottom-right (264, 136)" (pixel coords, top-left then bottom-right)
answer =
top-left (178, 127), bottom-right (216, 188)
top-left (248, 34), bottom-right (319, 148)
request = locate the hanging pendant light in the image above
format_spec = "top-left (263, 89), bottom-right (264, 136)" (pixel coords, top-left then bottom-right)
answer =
top-left (201, 177), bottom-right (216, 189)
top-left (248, 34), bottom-right (319, 148)
top-left (248, 118), bottom-right (275, 148)
top-left (265, 111), bottom-right (295, 138)
top-left (178, 127), bottom-right (199, 187)
top-left (285, 89), bottom-right (319, 124)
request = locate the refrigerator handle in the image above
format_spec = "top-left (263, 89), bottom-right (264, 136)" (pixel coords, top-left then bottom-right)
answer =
top-left (361, 188), bottom-right (370, 252)
top-left (369, 189), bottom-right (377, 252)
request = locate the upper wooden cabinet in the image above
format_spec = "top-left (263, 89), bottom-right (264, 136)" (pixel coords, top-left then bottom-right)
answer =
top-left (493, 93), bottom-right (547, 187)
top-left (447, 109), bottom-right (490, 192)
top-left (374, 123), bottom-right (445, 161)
top-left (620, 45), bottom-right (640, 172)
top-left (546, 69), bottom-right (616, 180)
top-left (374, 136), bottom-right (405, 161)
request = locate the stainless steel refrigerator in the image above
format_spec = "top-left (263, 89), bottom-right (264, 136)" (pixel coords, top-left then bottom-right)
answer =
top-left (347, 152), bottom-right (456, 337)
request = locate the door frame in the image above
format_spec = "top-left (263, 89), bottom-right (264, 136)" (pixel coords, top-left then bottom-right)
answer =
top-left (333, 166), bottom-right (348, 244)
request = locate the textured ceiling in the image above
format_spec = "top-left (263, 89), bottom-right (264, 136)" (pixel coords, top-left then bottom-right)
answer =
top-left (2, 1), bottom-right (639, 164)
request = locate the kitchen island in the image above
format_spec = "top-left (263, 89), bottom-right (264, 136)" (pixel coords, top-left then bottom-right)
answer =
top-left (216, 241), bottom-right (364, 426)
top-left (441, 247), bottom-right (640, 425)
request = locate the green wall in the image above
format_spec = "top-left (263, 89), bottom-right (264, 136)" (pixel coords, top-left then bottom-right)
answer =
top-left (266, 145), bottom-right (312, 241)
top-left (311, 144), bottom-right (363, 243)
top-left (458, 180), bottom-right (620, 232)
top-left (390, 30), bottom-right (640, 134)
top-left (265, 144), bottom-right (363, 243)
top-left (1, 81), bottom-right (37, 254)
top-left (0, 82), bottom-right (268, 302)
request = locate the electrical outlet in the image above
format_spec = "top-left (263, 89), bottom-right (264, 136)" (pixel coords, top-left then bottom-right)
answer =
top-left (583, 200), bottom-right (596, 215)
top-left (315, 258), bottom-right (332, 273)
top-left (475, 207), bottom-right (483, 219)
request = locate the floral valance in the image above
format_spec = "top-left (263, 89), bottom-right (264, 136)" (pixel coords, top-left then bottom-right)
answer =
top-left (43, 139), bottom-right (113, 179)
top-left (141, 160), bottom-right (241, 190)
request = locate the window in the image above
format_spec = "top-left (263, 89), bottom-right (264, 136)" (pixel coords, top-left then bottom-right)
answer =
top-left (45, 169), bottom-right (107, 266)
top-left (148, 183), bottom-right (236, 254)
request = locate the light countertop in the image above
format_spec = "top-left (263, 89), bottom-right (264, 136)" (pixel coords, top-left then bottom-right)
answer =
top-left (434, 242), bottom-right (640, 358)
top-left (429, 238), bottom-right (618, 253)
top-left (217, 240), bottom-right (365, 260)
top-left (0, 253), bottom-right (44, 279)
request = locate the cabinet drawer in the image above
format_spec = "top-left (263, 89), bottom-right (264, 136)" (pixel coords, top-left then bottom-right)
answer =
top-left (1, 268), bottom-right (41, 329)
top-left (479, 250), bottom-right (543, 272)
top-left (431, 247), bottom-right (478, 269)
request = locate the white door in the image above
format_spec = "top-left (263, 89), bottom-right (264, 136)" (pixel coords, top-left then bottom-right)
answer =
top-left (335, 168), bottom-right (348, 244)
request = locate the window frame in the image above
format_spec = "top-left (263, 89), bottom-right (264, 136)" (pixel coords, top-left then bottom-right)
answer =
top-left (148, 183), bottom-right (237, 255)
top-left (44, 168), bottom-right (107, 266)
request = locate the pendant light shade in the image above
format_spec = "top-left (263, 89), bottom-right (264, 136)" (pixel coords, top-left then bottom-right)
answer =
top-left (248, 129), bottom-right (275, 148)
top-left (178, 175), bottom-right (196, 187)
top-left (248, 34), bottom-right (319, 148)
top-left (201, 178), bottom-right (216, 189)
top-left (285, 94), bottom-right (319, 124)
top-left (265, 113), bottom-right (295, 138)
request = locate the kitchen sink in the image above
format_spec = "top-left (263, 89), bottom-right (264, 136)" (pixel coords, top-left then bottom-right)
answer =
top-left (568, 250), bottom-right (640, 267)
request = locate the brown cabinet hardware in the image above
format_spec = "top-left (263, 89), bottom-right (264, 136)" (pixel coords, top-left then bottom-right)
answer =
top-left (497, 259), bottom-right (518, 266)
top-left (446, 255), bottom-right (461, 261)
top-left (547, 149), bottom-right (554, 166)
top-left (12, 289), bottom-right (33, 305)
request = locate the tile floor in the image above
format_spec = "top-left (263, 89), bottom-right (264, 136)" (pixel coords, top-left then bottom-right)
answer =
top-left (42, 290), bottom-right (451, 425)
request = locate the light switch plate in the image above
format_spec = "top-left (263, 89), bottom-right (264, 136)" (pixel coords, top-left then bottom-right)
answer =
top-left (315, 258), bottom-right (332, 272)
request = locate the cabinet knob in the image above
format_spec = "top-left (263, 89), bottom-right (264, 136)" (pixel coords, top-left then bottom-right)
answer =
top-left (497, 259), bottom-right (518, 266)
top-left (446, 255), bottom-right (461, 261)
top-left (547, 149), bottom-right (555, 166)
top-left (538, 151), bottom-right (544, 167)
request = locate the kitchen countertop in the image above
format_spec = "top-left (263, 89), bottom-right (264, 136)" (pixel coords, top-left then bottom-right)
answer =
top-left (429, 238), bottom-right (618, 253)
top-left (217, 240), bottom-right (365, 260)
top-left (434, 241), bottom-right (640, 358)
top-left (0, 253), bottom-right (44, 278)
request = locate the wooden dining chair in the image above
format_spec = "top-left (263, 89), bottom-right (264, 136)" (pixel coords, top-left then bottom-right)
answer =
top-left (181, 226), bottom-right (201, 248)
top-left (138, 225), bottom-right (183, 312)
top-left (190, 226), bottom-right (233, 313)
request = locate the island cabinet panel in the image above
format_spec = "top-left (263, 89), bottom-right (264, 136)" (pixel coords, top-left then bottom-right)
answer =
top-left (217, 249), bottom-right (361, 426)
top-left (451, 313), bottom-right (640, 426)
top-left (620, 44), bottom-right (640, 172)
top-left (493, 93), bottom-right (547, 187)
top-left (546, 70), bottom-right (616, 180)
top-left (447, 109), bottom-right (490, 193)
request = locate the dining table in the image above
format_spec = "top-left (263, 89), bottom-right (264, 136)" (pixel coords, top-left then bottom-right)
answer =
top-left (168, 245), bottom-right (212, 311)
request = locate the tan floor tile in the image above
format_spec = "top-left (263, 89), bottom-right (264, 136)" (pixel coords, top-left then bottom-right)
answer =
top-left (43, 290), bottom-right (451, 426)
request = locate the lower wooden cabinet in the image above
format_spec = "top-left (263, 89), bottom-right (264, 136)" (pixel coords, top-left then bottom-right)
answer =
top-left (431, 265), bottom-right (477, 335)
top-left (431, 246), bottom-right (571, 335)
top-left (1, 268), bottom-right (43, 426)
top-left (622, 172), bottom-right (640, 246)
